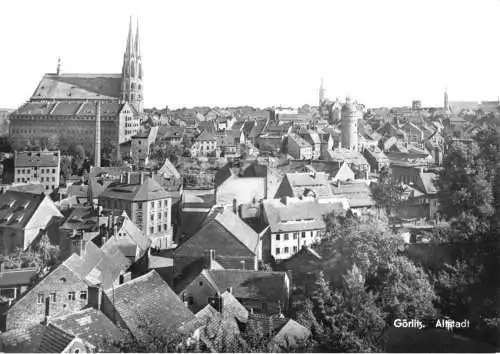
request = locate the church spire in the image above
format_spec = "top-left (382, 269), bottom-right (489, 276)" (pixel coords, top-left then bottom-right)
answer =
top-left (125, 16), bottom-right (134, 58)
top-left (135, 19), bottom-right (141, 58)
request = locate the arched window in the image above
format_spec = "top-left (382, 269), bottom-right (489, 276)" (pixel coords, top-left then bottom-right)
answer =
top-left (131, 64), bottom-right (135, 78)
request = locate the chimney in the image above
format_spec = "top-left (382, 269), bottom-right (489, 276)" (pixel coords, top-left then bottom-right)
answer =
top-left (94, 102), bottom-right (101, 168)
top-left (182, 293), bottom-right (189, 308)
top-left (88, 286), bottom-right (103, 310)
top-left (139, 172), bottom-right (145, 185)
top-left (205, 249), bottom-right (215, 269)
top-left (101, 236), bottom-right (106, 246)
top-left (338, 141), bottom-right (341, 150)
top-left (232, 198), bottom-right (238, 215)
top-left (126, 172), bottom-right (131, 184)
top-left (226, 287), bottom-right (232, 294)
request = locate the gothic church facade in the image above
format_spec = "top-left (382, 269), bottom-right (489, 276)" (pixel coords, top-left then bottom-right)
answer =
top-left (9, 18), bottom-right (144, 156)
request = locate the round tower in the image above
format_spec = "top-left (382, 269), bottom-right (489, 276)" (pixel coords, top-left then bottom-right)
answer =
top-left (341, 96), bottom-right (362, 150)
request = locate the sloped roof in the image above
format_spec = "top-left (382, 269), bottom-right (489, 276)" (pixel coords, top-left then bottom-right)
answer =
top-left (263, 200), bottom-right (327, 233)
top-left (221, 291), bottom-right (249, 323)
top-left (5, 183), bottom-right (46, 195)
top-left (0, 191), bottom-right (49, 230)
top-left (271, 319), bottom-right (311, 348)
top-left (45, 308), bottom-right (124, 352)
top-left (196, 130), bottom-right (217, 142)
top-left (99, 176), bottom-right (170, 202)
top-left (38, 324), bottom-right (75, 353)
top-left (31, 73), bottom-right (122, 101)
top-left (157, 158), bottom-right (181, 180)
top-left (215, 161), bottom-right (267, 187)
top-left (327, 149), bottom-right (369, 166)
top-left (0, 267), bottom-right (37, 287)
top-left (331, 181), bottom-right (375, 208)
top-left (104, 270), bottom-right (195, 339)
top-left (214, 211), bottom-right (261, 255)
top-left (206, 269), bottom-right (288, 303)
top-left (288, 133), bottom-right (311, 148)
top-left (418, 171), bottom-right (439, 195)
top-left (281, 172), bottom-right (334, 199)
top-left (14, 151), bottom-right (60, 168)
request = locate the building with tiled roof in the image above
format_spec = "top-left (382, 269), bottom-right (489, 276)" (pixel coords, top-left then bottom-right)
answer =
top-left (2, 254), bottom-right (95, 331)
top-left (363, 146), bottom-right (391, 173)
top-left (130, 126), bottom-right (158, 168)
top-left (215, 160), bottom-right (269, 207)
top-left (268, 318), bottom-right (311, 351)
top-left (101, 270), bottom-right (196, 342)
top-left (262, 199), bottom-right (329, 261)
top-left (9, 19), bottom-right (143, 156)
top-left (326, 148), bottom-right (371, 179)
top-left (180, 268), bottom-right (290, 316)
top-left (14, 150), bottom-right (61, 194)
top-left (99, 174), bottom-right (173, 249)
top-left (287, 133), bottom-right (313, 160)
top-left (174, 209), bottom-right (261, 279)
top-left (330, 180), bottom-right (375, 209)
top-left (274, 172), bottom-right (337, 203)
top-left (38, 308), bottom-right (125, 353)
top-left (0, 190), bottom-right (63, 254)
top-left (191, 130), bottom-right (218, 157)
top-left (0, 266), bottom-right (38, 303)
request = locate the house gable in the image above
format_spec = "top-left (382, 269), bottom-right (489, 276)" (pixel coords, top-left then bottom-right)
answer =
top-left (175, 221), bottom-right (255, 258)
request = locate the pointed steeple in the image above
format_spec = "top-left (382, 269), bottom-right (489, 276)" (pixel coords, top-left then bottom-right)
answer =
top-left (135, 19), bottom-right (141, 58)
top-left (125, 16), bottom-right (134, 58)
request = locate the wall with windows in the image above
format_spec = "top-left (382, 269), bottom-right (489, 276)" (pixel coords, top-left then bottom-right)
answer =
top-left (270, 229), bottom-right (322, 261)
top-left (134, 198), bottom-right (172, 248)
top-left (2, 264), bottom-right (89, 331)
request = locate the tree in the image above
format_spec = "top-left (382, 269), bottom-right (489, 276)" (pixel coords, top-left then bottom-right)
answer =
top-left (370, 167), bottom-right (405, 215)
top-left (60, 156), bottom-right (72, 180)
top-left (437, 139), bottom-right (496, 239)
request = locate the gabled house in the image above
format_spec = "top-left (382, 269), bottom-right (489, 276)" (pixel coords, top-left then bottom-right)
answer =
top-left (287, 133), bottom-right (313, 160)
top-left (262, 200), bottom-right (330, 261)
top-left (174, 209), bottom-right (261, 279)
top-left (274, 172), bottom-right (335, 203)
top-left (38, 308), bottom-right (124, 353)
top-left (0, 190), bottom-right (63, 255)
top-left (130, 126), bottom-right (159, 168)
top-left (325, 149), bottom-right (371, 179)
top-left (363, 146), bottom-right (391, 173)
top-left (330, 181), bottom-right (376, 210)
top-left (214, 161), bottom-right (268, 207)
top-left (0, 266), bottom-right (38, 303)
top-left (299, 131), bottom-right (321, 159)
top-left (98, 174), bottom-right (173, 249)
top-left (2, 254), bottom-right (94, 331)
top-left (179, 268), bottom-right (290, 316)
top-left (157, 126), bottom-right (185, 145)
top-left (100, 270), bottom-right (197, 342)
top-left (191, 131), bottom-right (218, 157)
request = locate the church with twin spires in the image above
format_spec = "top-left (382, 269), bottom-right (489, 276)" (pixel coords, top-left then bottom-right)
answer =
top-left (9, 17), bottom-right (144, 157)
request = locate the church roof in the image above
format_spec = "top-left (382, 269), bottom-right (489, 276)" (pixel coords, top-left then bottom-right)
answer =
top-left (31, 73), bottom-right (122, 101)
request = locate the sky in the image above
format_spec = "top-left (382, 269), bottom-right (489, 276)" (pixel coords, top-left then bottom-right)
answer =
top-left (0, 0), bottom-right (499, 109)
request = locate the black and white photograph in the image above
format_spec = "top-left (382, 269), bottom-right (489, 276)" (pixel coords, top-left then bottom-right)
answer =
top-left (0, 0), bottom-right (498, 352)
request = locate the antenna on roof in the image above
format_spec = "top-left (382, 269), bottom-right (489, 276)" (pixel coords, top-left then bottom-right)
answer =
top-left (56, 57), bottom-right (61, 76)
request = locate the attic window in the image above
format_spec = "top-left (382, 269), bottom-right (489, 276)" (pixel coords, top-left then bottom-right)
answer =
top-left (23, 201), bottom-right (31, 209)
top-left (60, 277), bottom-right (66, 283)
top-left (8, 200), bottom-right (15, 208)
top-left (16, 215), bottom-right (24, 223)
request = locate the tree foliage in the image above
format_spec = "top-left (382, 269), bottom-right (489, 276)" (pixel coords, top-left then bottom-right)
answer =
top-left (370, 167), bottom-right (405, 214)
top-left (437, 127), bottom-right (500, 240)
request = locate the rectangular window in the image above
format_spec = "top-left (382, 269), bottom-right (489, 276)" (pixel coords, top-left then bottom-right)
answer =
top-left (150, 214), bottom-right (154, 221)
top-left (275, 248), bottom-right (280, 254)
top-left (293, 246), bottom-right (298, 253)
top-left (157, 225), bottom-right (161, 232)
top-left (157, 212), bottom-right (162, 219)
top-left (52, 169), bottom-right (56, 173)
top-left (164, 211), bottom-right (168, 218)
top-left (68, 292), bottom-right (76, 301)
top-left (80, 291), bottom-right (87, 301)
top-left (150, 202), bottom-right (154, 208)
top-left (41, 169), bottom-right (44, 173)
top-left (284, 234), bottom-right (289, 241)
top-left (284, 247), bottom-right (289, 253)
top-left (52, 177), bottom-right (55, 182)
top-left (164, 223), bottom-right (168, 230)
top-left (301, 232), bottom-right (306, 238)
top-left (293, 233), bottom-right (298, 239)
top-left (37, 293), bottom-right (44, 304)
top-left (149, 227), bottom-right (154, 234)
top-left (275, 234), bottom-right (280, 241)
top-left (40, 177), bottom-right (44, 182)
top-left (50, 293), bottom-right (56, 303)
